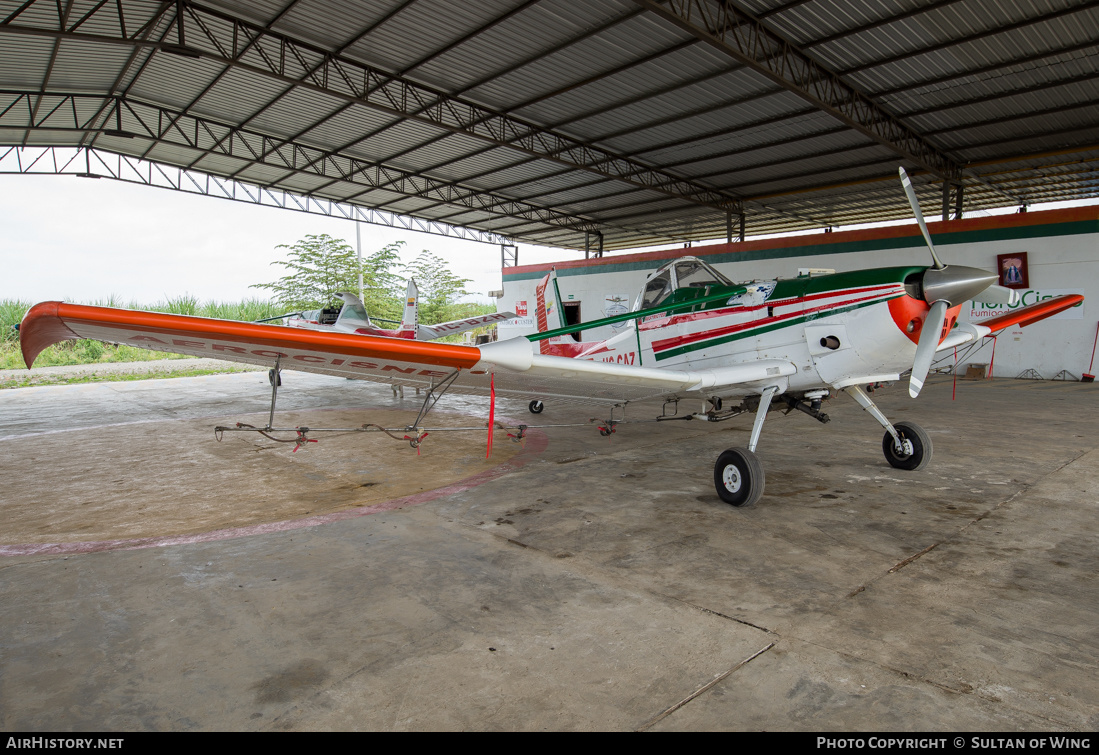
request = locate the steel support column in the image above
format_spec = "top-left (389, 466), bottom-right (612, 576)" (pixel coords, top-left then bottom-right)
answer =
top-left (942, 181), bottom-right (964, 220)
top-left (585, 230), bottom-right (604, 259)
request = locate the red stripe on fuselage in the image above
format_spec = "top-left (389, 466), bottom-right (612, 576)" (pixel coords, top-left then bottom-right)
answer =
top-left (643, 283), bottom-right (902, 332)
top-left (651, 286), bottom-right (904, 354)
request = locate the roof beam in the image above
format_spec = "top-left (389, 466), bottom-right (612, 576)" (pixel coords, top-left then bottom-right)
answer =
top-left (177, 0), bottom-right (415, 169)
top-left (132, 0), bottom-right (309, 160)
top-left (0, 145), bottom-right (512, 245)
top-left (1, 91), bottom-right (602, 235)
top-left (0, 0), bottom-right (741, 214)
top-left (318, 7), bottom-right (649, 211)
top-left (349, 38), bottom-right (705, 212)
top-left (841, 0), bottom-right (1099, 76)
top-left (632, 0), bottom-right (961, 180)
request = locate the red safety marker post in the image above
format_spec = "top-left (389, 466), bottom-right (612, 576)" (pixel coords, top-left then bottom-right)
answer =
top-left (486, 373), bottom-right (495, 457)
top-left (952, 346), bottom-right (958, 401)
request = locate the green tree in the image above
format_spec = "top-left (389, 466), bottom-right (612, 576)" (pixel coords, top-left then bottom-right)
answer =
top-left (361, 241), bottom-right (406, 322)
top-left (403, 251), bottom-right (474, 324)
top-left (251, 234), bottom-right (406, 316)
top-left (251, 234), bottom-right (364, 311)
top-left (251, 236), bottom-right (482, 327)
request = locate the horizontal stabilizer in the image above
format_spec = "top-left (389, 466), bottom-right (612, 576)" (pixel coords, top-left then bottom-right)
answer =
top-left (416, 312), bottom-right (516, 340)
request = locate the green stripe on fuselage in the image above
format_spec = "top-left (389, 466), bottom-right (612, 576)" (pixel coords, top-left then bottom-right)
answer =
top-left (526, 266), bottom-right (920, 348)
top-left (769, 265), bottom-right (924, 300)
top-left (653, 294), bottom-right (903, 361)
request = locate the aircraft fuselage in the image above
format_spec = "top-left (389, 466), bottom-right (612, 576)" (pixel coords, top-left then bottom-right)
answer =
top-left (540, 265), bottom-right (955, 400)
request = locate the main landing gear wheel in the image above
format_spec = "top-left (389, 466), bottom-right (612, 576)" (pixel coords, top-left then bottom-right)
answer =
top-left (714, 448), bottom-right (765, 507)
top-left (882, 421), bottom-right (933, 471)
top-left (528, 400), bottom-right (544, 414)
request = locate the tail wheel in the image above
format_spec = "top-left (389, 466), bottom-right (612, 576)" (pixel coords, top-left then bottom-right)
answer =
top-left (882, 421), bottom-right (933, 471)
top-left (714, 448), bottom-right (765, 507)
top-left (528, 400), bottom-right (544, 414)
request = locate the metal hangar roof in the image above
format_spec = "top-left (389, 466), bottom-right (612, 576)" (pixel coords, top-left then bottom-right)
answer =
top-left (1, 0), bottom-right (1097, 252)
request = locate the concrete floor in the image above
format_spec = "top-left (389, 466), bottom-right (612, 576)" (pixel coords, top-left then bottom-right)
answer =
top-left (0, 370), bottom-right (1096, 731)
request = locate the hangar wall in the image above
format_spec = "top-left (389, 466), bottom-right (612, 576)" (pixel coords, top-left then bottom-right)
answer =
top-left (499, 207), bottom-right (1098, 380)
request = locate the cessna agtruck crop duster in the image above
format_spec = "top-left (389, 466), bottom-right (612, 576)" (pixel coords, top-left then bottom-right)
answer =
top-left (19, 170), bottom-right (1083, 506)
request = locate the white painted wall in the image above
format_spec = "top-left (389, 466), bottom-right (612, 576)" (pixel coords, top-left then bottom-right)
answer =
top-left (499, 208), bottom-right (1098, 380)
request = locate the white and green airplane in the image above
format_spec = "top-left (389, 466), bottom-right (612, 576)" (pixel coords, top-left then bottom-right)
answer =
top-left (20, 170), bottom-right (1082, 505)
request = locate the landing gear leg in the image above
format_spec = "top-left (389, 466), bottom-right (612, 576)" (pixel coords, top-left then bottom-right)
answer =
top-left (844, 385), bottom-right (933, 471)
top-left (713, 386), bottom-right (777, 506)
top-left (266, 358), bottom-right (282, 430)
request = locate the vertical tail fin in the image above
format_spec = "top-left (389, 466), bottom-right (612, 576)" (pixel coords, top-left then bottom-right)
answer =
top-left (397, 278), bottom-right (419, 338)
top-left (534, 268), bottom-right (566, 354)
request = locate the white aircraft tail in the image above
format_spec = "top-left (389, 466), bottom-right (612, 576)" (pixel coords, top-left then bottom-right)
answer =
top-left (396, 279), bottom-right (419, 339)
top-left (534, 267), bottom-right (571, 354)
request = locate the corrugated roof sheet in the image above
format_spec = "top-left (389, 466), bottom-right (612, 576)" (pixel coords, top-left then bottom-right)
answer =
top-left (1, 0), bottom-right (1097, 251)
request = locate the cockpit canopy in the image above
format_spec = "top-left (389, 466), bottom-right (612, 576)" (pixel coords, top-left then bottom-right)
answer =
top-left (634, 257), bottom-right (734, 311)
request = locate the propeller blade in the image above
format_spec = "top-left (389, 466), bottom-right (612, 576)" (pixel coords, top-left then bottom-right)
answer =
top-left (899, 167), bottom-right (946, 270)
top-left (910, 300), bottom-right (949, 398)
top-left (972, 284), bottom-right (1020, 306)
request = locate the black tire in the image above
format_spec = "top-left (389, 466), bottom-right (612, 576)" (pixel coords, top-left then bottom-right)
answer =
top-left (714, 448), bottom-right (765, 507)
top-left (882, 421), bottom-right (933, 471)
top-left (528, 400), bottom-right (544, 414)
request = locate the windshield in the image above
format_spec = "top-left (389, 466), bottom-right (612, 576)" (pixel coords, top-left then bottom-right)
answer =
top-left (639, 272), bottom-right (674, 310)
top-left (676, 259), bottom-right (731, 289)
top-left (634, 257), bottom-right (733, 311)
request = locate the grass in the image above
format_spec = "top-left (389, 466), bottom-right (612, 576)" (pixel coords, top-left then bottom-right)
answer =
top-left (2, 296), bottom-right (285, 370)
top-left (0, 365), bottom-right (260, 390)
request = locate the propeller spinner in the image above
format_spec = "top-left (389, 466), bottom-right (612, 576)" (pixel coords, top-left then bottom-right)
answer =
top-left (899, 168), bottom-right (999, 397)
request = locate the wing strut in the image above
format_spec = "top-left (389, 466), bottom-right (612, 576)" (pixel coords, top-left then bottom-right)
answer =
top-left (412, 370), bottom-right (462, 428)
top-left (268, 357), bottom-right (282, 430)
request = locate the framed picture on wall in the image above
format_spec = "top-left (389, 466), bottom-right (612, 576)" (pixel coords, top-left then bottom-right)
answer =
top-left (997, 252), bottom-right (1028, 289)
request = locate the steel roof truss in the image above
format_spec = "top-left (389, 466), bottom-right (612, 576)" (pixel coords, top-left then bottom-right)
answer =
top-left (0, 0), bottom-right (748, 213)
top-left (633, 0), bottom-right (960, 180)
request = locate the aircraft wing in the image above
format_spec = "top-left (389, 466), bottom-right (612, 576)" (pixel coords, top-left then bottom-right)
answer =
top-left (20, 302), bottom-right (794, 405)
top-left (936, 293), bottom-right (1085, 352)
top-left (976, 293), bottom-right (1084, 331)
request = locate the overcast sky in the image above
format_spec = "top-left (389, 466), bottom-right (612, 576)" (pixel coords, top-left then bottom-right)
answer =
top-left (2, 172), bottom-right (1095, 307)
top-left (0, 173), bottom-right (573, 305)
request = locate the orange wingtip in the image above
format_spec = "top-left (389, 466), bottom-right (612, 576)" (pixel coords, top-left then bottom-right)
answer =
top-left (19, 301), bottom-right (81, 368)
top-left (977, 294), bottom-right (1084, 332)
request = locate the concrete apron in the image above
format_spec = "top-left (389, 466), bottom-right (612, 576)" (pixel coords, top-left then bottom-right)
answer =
top-left (0, 371), bottom-right (1096, 731)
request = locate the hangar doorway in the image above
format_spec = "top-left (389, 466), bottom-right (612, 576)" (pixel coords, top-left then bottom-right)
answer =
top-left (563, 301), bottom-right (582, 341)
